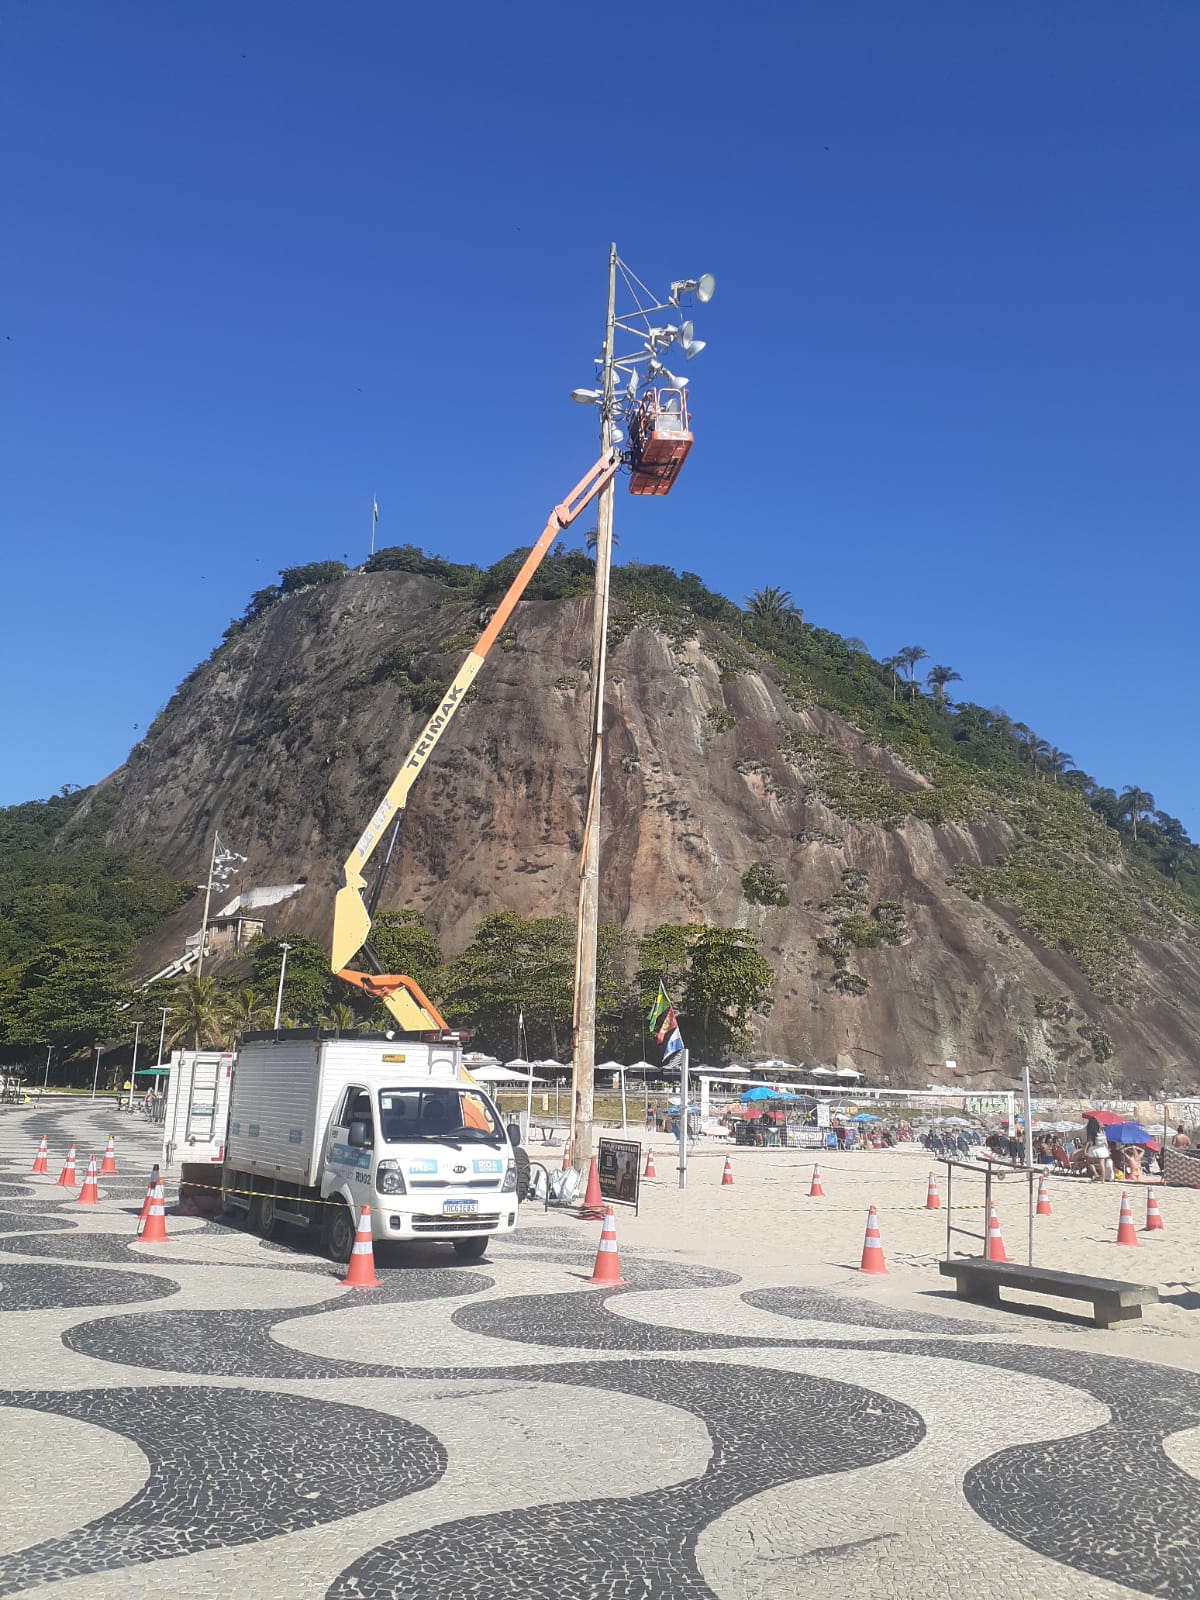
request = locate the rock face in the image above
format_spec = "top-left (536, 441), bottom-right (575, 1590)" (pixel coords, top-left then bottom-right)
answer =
top-left (92, 569), bottom-right (1200, 1092)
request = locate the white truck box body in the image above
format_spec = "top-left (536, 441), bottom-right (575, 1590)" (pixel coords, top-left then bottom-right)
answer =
top-left (227, 1037), bottom-right (465, 1186)
top-left (161, 1049), bottom-right (236, 1170)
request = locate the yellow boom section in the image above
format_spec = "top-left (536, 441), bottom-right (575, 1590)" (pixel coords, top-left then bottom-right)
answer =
top-left (331, 451), bottom-right (620, 993)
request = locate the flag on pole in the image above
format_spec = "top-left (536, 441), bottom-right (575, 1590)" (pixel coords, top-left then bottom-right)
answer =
top-left (662, 1022), bottom-right (684, 1060)
top-left (655, 1005), bottom-right (677, 1045)
top-left (646, 982), bottom-right (671, 1031)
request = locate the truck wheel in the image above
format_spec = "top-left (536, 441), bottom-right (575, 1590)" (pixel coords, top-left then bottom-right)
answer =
top-left (325, 1203), bottom-right (357, 1265)
top-left (514, 1147), bottom-right (531, 1203)
top-left (453, 1237), bottom-right (489, 1261)
top-left (254, 1191), bottom-right (281, 1241)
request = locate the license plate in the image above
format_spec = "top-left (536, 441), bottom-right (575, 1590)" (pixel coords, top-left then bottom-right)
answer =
top-left (443, 1200), bottom-right (478, 1216)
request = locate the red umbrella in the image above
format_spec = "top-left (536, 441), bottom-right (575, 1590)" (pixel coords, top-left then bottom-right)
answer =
top-left (1087, 1109), bottom-right (1126, 1126)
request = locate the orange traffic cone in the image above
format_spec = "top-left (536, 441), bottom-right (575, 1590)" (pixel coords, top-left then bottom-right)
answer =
top-left (808, 1164), bottom-right (824, 1198)
top-left (859, 1206), bottom-right (886, 1274)
top-left (56, 1144), bottom-right (77, 1189)
top-left (1145, 1190), bottom-right (1164, 1233)
top-left (560, 1139), bottom-right (572, 1172)
top-left (579, 1156), bottom-right (604, 1219)
top-left (99, 1136), bottom-right (118, 1176)
top-left (31, 1136), bottom-right (48, 1175)
top-left (138, 1181), bottom-right (170, 1244)
top-left (137, 1166), bottom-right (160, 1228)
top-left (588, 1206), bottom-right (625, 1286)
top-left (1036, 1174), bottom-right (1052, 1217)
top-left (76, 1156), bottom-right (100, 1205)
top-left (985, 1202), bottom-right (1008, 1262)
top-left (721, 1155), bottom-right (734, 1187)
top-left (925, 1172), bottom-right (941, 1210)
top-left (340, 1205), bottom-right (382, 1288)
top-left (643, 1147), bottom-right (657, 1180)
top-left (1116, 1189), bottom-right (1139, 1247)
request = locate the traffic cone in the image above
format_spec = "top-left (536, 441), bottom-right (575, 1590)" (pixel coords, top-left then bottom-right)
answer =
top-left (31, 1136), bottom-right (48, 1175)
top-left (925, 1172), bottom-right (941, 1210)
top-left (808, 1164), bottom-right (824, 1198)
top-left (99, 1136), bottom-right (118, 1176)
top-left (76, 1157), bottom-right (100, 1205)
top-left (138, 1181), bottom-right (169, 1244)
top-left (579, 1156), bottom-right (604, 1220)
top-left (137, 1166), bottom-right (160, 1228)
top-left (721, 1155), bottom-right (734, 1187)
top-left (1145, 1190), bottom-right (1164, 1232)
top-left (55, 1144), bottom-right (77, 1189)
top-left (340, 1205), bottom-right (382, 1288)
top-left (985, 1202), bottom-right (1008, 1262)
top-left (643, 1147), bottom-right (657, 1180)
top-left (1116, 1189), bottom-right (1139, 1247)
top-left (1036, 1174), bottom-right (1052, 1216)
top-left (859, 1206), bottom-right (886, 1274)
top-left (587, 1205), bottom-right (625, 1286)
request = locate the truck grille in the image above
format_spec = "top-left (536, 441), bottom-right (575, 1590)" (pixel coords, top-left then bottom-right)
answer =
top-left (409, 1178), bottom-right (501, 1190)
top-left (411, 1213), bottom-right (501, 1233)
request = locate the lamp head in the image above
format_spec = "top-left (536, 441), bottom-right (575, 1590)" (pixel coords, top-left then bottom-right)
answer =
top-left (570, 388), bottom-right (602, 404)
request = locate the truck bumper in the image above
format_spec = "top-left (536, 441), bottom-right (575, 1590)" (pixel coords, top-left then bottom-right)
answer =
top-left (376, 1207), bottom-right (518, 1241)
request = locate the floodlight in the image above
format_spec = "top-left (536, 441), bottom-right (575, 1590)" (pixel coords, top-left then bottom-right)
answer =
top-left (669, 275), bottom-right (716, 306)
top-left (661, 368), bottom-right (688, 390)
top-left (607, 425), bottom-right (624, 446)
top-left (695, 273), bottom-right (715, 303)
top-left (571, 388), bottom-right (602, 404)
top-left (681, 338), bottom-right (706, 361)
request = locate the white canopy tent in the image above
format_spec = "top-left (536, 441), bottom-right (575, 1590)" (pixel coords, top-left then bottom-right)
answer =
top-left (471, 1064), bottom-right (548, 1085)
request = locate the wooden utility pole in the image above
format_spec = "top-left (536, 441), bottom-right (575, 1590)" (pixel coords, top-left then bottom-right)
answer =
top-left (570, 241), bottom-right (618, 1170)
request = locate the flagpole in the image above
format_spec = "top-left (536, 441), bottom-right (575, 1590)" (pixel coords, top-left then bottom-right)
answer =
top-left (370, 494), bottom-right (376, 557)
top-left (679, 1047), bottom-right (689, 1189)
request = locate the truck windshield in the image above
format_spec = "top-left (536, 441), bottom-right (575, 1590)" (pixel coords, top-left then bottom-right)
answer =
top-left (378, 1087), bottom-right (503, 1145)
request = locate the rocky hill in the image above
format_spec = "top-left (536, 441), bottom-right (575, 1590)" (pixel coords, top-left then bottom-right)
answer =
top-left (84, 553), bottom-right (1200, 1094)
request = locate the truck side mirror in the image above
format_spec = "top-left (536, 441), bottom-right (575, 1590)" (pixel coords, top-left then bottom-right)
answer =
top-left (507, 1122), bottom-right (522, 1149)
top-left (348, 1120), bottom-right (372, 1149)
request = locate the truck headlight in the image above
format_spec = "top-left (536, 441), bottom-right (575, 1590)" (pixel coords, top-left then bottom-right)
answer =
top-left (501, 1161), bottom-right (517, 1193)
top-left (377, 1160), bottom-right (407, 1196)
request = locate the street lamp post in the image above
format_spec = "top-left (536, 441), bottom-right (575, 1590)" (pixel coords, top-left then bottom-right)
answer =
top-left (273, 942), bottom-right (293, 1032)
top-left (195, 830), bottom-right (247, 980)
top-left (129, 1020), bottom-right (141, 1108)
top-left (155, 1005), bottom-right (169, 1096)
top-left (42, 1044), bottom-right (52, 1092)
top-left (91, 1043), bottom-right (102, 1102)
top-left (568, 248), bottom-right (715, 1172)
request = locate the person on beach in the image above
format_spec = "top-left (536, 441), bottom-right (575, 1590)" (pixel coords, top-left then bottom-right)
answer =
top-left (1171, 1126), bottom-right (1192, 1149)
top-left (1084, 1115), bottom-right (1110, 1182)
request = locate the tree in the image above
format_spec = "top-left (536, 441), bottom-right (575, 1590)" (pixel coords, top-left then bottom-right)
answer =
top-left (746, 586), bottom-right (801, 626)
top-left (370, 911), bottom-right (443, 999)
top-left (682, 927), bottom-right (773, 1060)
top-left (1119, 787), bottom-right (1155, 843)
top-left (222, 988), bottom-right (272, 1042)
top-left (584, 527), bottom-right (620, 556)
top-left (881, 655), bottom-right (905, 704)
top-left (3, 937), bottom-right (128, 1052)
top-left (898, 646), bottom-right (928, 698)
top-left (1045, 748), bottom-right (1074, 784)
top-left (926, 664), bottom-right (961, 707)
top-left (248, 935), bottom-right (334, 1025)
top-left (322, 1002), bottom-right (357, 1035)
top-left (168, 975), bottom-right (226, 1049)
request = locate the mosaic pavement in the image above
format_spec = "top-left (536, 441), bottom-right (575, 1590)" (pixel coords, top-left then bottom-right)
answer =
top-left (0, 1102), bottom-right (1196, 1598)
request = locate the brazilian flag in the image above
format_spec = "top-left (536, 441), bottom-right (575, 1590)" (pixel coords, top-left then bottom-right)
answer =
top-left (646, 982), bottom-right (671, 1031)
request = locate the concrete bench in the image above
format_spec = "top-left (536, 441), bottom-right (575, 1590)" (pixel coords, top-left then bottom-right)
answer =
top-left (939, 1257), bottom-right (1159, 1329)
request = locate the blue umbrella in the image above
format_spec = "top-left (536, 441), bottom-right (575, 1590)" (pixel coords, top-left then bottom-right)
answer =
top-left (1107, 1121), bottom-right (1153, 1145)
top-left (850, 1112), bottom-right (880, 1123)
top-left (739, 1086), bottom-right (777, 1102)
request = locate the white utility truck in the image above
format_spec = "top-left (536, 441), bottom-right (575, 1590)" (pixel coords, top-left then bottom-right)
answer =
top-left (220, 1032), bottom-right (521, 1261)
top-left (161, 1049), bottom-right (236, 1171)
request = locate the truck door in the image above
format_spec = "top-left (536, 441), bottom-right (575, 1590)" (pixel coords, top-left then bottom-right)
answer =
top-left (325, 1084), bottom-right (375, 1203)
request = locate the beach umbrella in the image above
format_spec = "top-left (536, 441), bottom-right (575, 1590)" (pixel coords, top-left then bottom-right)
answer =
top-left (849, 1112), bottom-right (879, 1123)
top-left (1087, 1109), bottom-right (1126, 1126)
top-left (808, 1066), bottom-right (835, 1078)
top-left (739, 1086), bottom-right (778, 1102)
top-left (835, 1066), bottom-right (862, 1079)
top-left (1107, 1121), bottom-right (1154, 1146)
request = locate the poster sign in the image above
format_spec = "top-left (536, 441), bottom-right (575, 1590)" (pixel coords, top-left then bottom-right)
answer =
top-left (816, 1102), bottom-right (830, 1128)
top-left (597, 1137), bottom-right (641, 1211)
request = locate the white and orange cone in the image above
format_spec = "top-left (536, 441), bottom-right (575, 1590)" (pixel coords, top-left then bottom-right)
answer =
top-left (643, 1147), bottom-right (657, 1180)
top-left (31, 1136), bottom-right (48, 1175)
top-left (75, 1156), bottom-right (100, 1205)
top-left (137, 1166), bottom-right (160, 1228)
top-left (55, 1144), bottom-right (77, 1189)
top-left (1116, 1189), bottom-right (1139, 1247)
top-left (588, 1205), bottom-right (625, 1286)
top-left (925, 1172), bottom-right (941, 1210)
top-left (138, 1181), bottom-right (169, 1244)
top-left (985, 1202), bottom-right (1008, 1262)
top-left (340, 1205), bottom-right (382, 1288)
top-left (561, 1140), bottom-right (572, 1173)
top-left (859, 1205), bottom-right (887, 1274)
top-left (99, 1136), bottom-right (118, 1176)
top-left (809, 1165), bottom-right (824, 1198)
top-left (1036, 1174), bottom-right (1052, 1217)
top-left (1145, 1190), bottom-right (1165, 1233)
top-left (721, 1155), bottom-right (734, 1187)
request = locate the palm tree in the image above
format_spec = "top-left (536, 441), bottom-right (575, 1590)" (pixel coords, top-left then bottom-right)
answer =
top-left (1119, 787), bottom-right (1155, 842)
top-left (926, 664), bottom-right (962, 707)
top-left (746, 585), bottom-right (801, 626)
top-left (882, 654), bottom-right (905, 703)
top-left (169, 975), bottom-right (225, 1050)
top-left (322, 1002), bottom-right (357, 1037)
top-left (1045, 747), bottom-right (1074, 784)
top-left (584, 527), bottom-right (620, 556)
top-left (1028, 737), bottom-right (1052, 777)
top-left (223, 988), bottom-right (272, 1043)
top-left (898, 645), bottom-right (928, 699)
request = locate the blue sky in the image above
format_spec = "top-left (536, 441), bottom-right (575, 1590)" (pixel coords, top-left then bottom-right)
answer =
top-left (3, 2), bottom-right (1198, 829)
